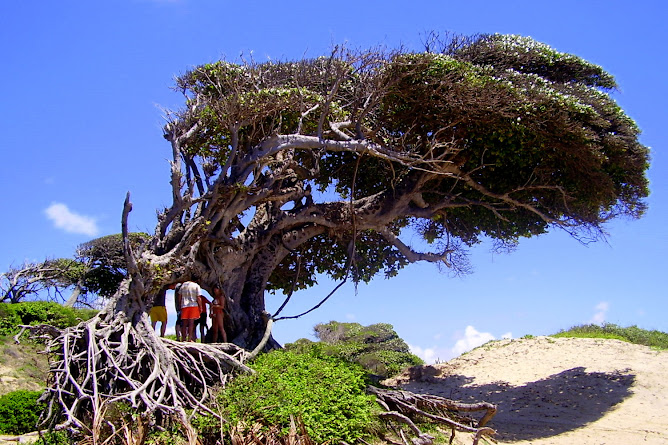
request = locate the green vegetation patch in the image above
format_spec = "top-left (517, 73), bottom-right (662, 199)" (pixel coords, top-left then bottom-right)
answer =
top-left (198, 349), bottom-right (378, 444)
top-left (0, 301), bottom-right (97, 337)
top-left (286, 321), bottom-right (424, 378)
top-left (0, 390), bottom-right (44, 434)
top-left (552, 323), bottom-right (668, 349)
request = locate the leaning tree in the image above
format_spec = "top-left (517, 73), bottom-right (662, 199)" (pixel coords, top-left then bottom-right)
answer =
top-left (37, 34), bottom-right (649, 439)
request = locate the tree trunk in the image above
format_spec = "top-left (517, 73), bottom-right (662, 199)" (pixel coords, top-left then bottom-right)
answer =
top-left (62, 284), bottom-right (81, 307)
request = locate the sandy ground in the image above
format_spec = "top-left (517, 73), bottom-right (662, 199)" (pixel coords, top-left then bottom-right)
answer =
top-left (386, 336), bottom-right (668, 444)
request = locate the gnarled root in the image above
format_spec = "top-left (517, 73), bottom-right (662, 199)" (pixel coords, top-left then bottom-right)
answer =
top-left (37, 313), bottom-right (252, 442)
top-left (368, 386), bottom-right (497, 445)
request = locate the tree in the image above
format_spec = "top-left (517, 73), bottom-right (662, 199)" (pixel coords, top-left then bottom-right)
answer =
top-left (0, 259), bottom-right (83, 304)
top-left (64, 232), bottom-right (151, 306)
top-left (1, 233), bottom-right (149, 307)
top-left (39, 34), bottom-right (649, 438)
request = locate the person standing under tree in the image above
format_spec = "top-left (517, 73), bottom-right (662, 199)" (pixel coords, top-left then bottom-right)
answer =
top-left (210, 285), bottom-right (227, 343)
top-left (149, 286), bottom-right (168, 337)
top-left (177, 281), bottom-right (201, 342)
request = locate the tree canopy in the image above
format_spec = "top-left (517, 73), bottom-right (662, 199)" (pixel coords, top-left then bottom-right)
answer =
top-left (75, 232), bottom-right (150, 299)
top-left (157, 33), bottom-right (648, 297)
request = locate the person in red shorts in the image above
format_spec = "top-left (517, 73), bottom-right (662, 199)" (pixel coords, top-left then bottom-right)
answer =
top-left (177, 281), bottom-right (201, 342)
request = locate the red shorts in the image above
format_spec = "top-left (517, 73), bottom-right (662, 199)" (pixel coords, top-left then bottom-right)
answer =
top-left (181, 306), bottom-right (200, 320)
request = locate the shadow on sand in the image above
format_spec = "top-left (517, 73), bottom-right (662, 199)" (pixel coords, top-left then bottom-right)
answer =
top-left (402, 366), bottom-right (635, 442)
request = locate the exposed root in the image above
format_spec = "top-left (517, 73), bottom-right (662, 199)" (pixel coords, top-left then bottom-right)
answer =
top-left (369, 386), bottom-right (497, 445)
top-left (34, 313), bottom-right (252, 441)
top-left (13, 324), bottom-right (62, 344)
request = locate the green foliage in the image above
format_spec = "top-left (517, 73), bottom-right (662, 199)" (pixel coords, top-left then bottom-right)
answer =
top-left (200, 349), bottom-right (377, 444)
top-left (380, 40), bottom-right (648, 248)
top-left (0, 302), bottom-right (97, 336)
top-left (35, 431), bottom-right (70, 445)
top-left (76, 232), bottom-right (151, 298)
top-left (0, 390), bottom-right (44, 434)
top-left (286, 321), bottom-right (423, 378)
top-left (173, 34), bottom-right (649, 293)
top-left (145, 423), bottom-right (187, 445)
top-left (552, 323), bottom-right (668, 349)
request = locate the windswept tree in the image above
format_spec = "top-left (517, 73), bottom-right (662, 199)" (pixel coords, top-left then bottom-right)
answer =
top-left (0, 259), bottom-right (83, 304)
top-left (63, 232), bottom-right (151, 306)
top-left (38, 34), bottom-right (649, 437)
top-left (1, 233), bottom-right (149, 307)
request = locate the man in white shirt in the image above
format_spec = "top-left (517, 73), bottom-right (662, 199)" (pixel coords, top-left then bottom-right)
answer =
top-left (177, 281), bottom-right (201, 342)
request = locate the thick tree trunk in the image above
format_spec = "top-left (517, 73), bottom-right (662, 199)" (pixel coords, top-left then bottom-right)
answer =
top-left (190, 246), bottom-right (281, 350)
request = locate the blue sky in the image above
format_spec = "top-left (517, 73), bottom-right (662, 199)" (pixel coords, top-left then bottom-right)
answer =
top-left (1, 0), bottom-right (666, 362)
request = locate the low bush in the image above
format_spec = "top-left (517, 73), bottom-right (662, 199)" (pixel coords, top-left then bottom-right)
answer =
top-left (0, 302), bottom-right (97, 336)
top-left (553, 323), bottom-right (668, 349)
top-left (286, 321), bottom-right (423, 378)
top-left (196, 349), bottom-right (378, 444)
top-left (0, 390), bottom-right (44, 434)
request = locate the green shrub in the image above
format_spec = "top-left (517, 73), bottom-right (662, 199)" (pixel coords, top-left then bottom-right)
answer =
top-left (0, 302), bottom-right (97, 336)
top-left (201, 349), bottom-right (378, 444)
top-left (35, 431), bottom-right (70, 445)
top-left (286, 321), bottom-right (424, 378)
top-left (0, 304), bottom-right (21, 336)
top-left (552, 323), bottom-right (668, 349)
top-left (0, 390), bottom-right (44, 434)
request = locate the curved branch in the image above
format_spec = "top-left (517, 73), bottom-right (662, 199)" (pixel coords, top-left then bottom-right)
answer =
top-left (379, 228), bottom-right (451, 266)
top-left (247, 311), bottom-right (274, 360)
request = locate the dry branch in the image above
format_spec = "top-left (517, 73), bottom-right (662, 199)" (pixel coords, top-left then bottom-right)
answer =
top-left (368, 386), bottom-right (497, 445)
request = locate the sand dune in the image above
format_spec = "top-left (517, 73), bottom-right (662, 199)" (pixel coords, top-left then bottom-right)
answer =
top-left (386, 336), bottom-right (668, 444)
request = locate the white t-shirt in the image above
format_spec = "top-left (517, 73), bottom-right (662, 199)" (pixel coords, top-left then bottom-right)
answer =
top-left (179, 281), bottom-right (200, 308)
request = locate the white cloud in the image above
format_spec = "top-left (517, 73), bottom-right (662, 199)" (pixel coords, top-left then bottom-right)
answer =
top-left (408, 344), bottom-right (452, 364)
top-left (409, 344), bottom-right (436, 363)
top-left (44, 203), bottom-right (99, 237)
top-left (590, 301), bottom-right (609, 325)
top-left (452, 325), bottom-right (496, 356)
top-left (409, 326), bottom-right (513, 365)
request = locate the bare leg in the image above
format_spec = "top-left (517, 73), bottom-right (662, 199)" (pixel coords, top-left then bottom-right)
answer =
top-left (212, 316), bottom-right (226, 343)
top-left (186, 320), bottom-right (196, 342)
